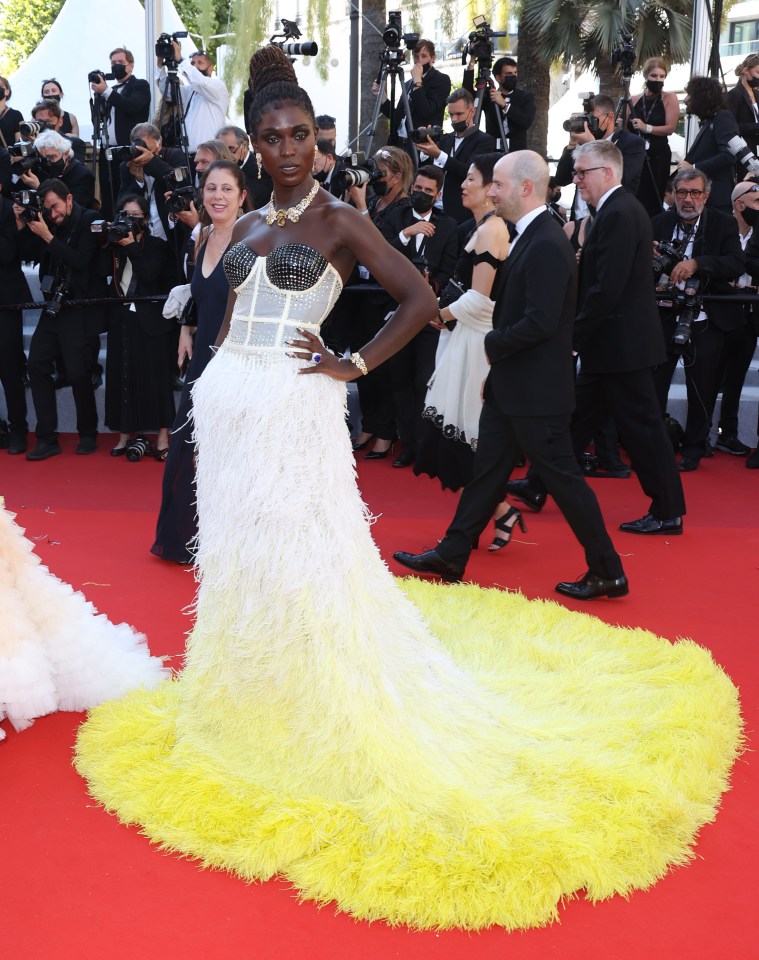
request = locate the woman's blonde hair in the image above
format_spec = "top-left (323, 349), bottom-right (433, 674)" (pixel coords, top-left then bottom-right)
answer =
top-left (373, 146), bottom-right (414, 195)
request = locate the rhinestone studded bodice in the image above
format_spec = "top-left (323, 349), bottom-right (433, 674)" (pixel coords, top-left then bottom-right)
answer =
top-left (222, 242), bottom-right (343, 357)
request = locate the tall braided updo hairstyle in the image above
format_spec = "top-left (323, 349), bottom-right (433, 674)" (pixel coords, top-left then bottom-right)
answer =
top-left (247, 46), bottom-right (316, 137)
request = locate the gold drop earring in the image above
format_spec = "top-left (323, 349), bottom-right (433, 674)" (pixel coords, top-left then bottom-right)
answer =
top-left (255, 150), bottom-right (263, 179)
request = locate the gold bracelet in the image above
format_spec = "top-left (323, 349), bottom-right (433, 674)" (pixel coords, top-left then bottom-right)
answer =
top-left (350, 351), bottom-right (369, 376)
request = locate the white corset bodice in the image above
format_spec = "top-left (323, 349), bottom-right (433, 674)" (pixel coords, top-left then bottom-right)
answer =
top-left (222, 242), bottom-right (343, 355)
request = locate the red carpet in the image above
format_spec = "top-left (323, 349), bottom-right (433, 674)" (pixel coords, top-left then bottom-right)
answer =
top-left (2, 435), bottom-right (757, 959)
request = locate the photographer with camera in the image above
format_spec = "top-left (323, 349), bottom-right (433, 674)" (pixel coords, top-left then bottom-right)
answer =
top-left (0, 75), bottom-right (23, 147)
top-left (463, 57), bottom-right (535, 153)
top-left (554, 94), bottom-right (645, 220)
top-left (418, 87), bottom-right (496, 224)
top-left (0, 180), bottom-right (32, 454)
top-left (726, 55), bottom-right (759, 174)
top-left (29, 100), bottom-right (86, 161)
top-left (373, 39), bottom-right (451, 152)
top-left (650, 168), bottom-right (745, 472)
top-left (17, 129), bottom-right (95, 209)
top-left (118, 122), bottom-right (187, 253)
top-left (102, 194), bottom-right (176, 460)
top-left (312, 138), bottom-right (347, 199)
top-left (383, 164), bottom-right (459, 467)
top-left (12, 178), bottom-right (108, 460)
top-left (89, 48), bottom-right (151, 146)
top-left (156, 41), bottom-right (229, 152)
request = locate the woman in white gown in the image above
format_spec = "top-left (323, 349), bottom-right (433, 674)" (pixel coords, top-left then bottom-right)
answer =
top-left (0, 498), bottom-right (167, 741)
top-left (75, 48), bottom-right (743, 931)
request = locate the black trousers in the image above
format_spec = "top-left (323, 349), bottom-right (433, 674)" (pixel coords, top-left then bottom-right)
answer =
top-left (388, 324), bottom-right (439, 450)
top-left (652, 315), bottom-right (726, 459)
top-left (717, 319), bottom-right (757, 438)
top-left (436, 403), bottom-right (623, 579)
top-left (530, 368), bottom-right (686, 521)
top-left (350, 299), bottom-right (396, 442)
top-left (28, 308), bottom-right (99, 441)
top-left (0, 308), bottom-right (28, 435)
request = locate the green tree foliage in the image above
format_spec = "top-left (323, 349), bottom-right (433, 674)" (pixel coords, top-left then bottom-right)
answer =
top-left (0, 0), bottom-right (66, 73)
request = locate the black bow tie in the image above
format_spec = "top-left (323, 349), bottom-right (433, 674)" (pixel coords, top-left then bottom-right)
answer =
top-left (507, 222), bottom-right (519, 242)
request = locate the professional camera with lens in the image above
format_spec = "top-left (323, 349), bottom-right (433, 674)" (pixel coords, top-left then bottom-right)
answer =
top-left (91, 211), bottom-right (143, 244)
top-left (562, 92), bottom-right (599, 135)
top-left (611, 30), bottom-right (637, 80)
top-left (382, 10), bottom-right (419, 50)
top-left (9, 141), bottom-right (40, 175)
top-left (106, 138), bottom-right (150, 163)
top-left (269, 18), bottom-right (318, 57)
top-left (462, 14), bottom-right (506, 64)
top-left (411, 125), bottom-right (443, 144)
top-left (19, 119), bottom-right (53, 139)
top-left (155, 30), bottom-right (189, 69)
top-left (652, 238), bottom-right (686, 282)
top-left (88, 64), bottom-right (128, 84)
top-left (11, 188), bottom-right (44, 223)
top-left (333, 152), bottom-right (381, 193)
top-left (165, 166), bottom-right (196, 214)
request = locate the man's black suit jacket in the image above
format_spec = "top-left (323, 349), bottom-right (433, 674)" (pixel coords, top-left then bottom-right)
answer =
top-left (0, 197), bottom-right (32, 307)
top-left (483, 211), bottom-right (577, 416)
top-left (651, 206), bottom-right (746, 332)
top-left (382, 205), bottom-right (459, 292)
top-left (381, 67), bottom-right (451, 139)
top-left (573, 188), bottom-right (666, 374)
top-left (59, 158), bottom-right (96, 209)
top-left (92, 76), bottom-right (151, 146)
top-left (555, 132), bottom-right (645, 216)
top-left (684, 110), bottom-right (739, 212)
top-left (434, 128), bottom-right (497, 224)
top-left (462, 71), bottom-right (534, 151)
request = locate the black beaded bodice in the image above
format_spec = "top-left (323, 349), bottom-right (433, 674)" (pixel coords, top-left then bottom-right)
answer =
top-left (224, 242), bottom-right (330, 291)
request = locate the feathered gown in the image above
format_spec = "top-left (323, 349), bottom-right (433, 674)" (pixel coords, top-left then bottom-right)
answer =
top-left (0, 499), bottom-right (168, 740)
top-left (74, 242), bottom-right (743, 931)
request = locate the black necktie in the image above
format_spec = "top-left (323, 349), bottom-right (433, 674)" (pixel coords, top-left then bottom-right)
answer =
top-left (507, 222), bottom-right (518, 242)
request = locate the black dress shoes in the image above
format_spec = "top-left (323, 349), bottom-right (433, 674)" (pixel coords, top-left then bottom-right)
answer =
top-left (677, 455), bottom-right (700, 472)
top-left (506, 478), bottom-right (547, 512)
top-left (393, 548), bottom-right (464, 583)
top-left (555, 571), bottom-right (629, 600)
top-left (393, 448), bottom-right (415, 468)
top-left (76, 437), bottom-right (98, 455)
top-left (8, 433), bottom-right (28, 455)
top-left (619, 513), bottom-right (683, 535)
top-left (26, 440), bottom-right (62, 461)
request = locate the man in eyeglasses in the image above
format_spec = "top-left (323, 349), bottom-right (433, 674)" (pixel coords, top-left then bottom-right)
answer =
top-left (509, 139), bottom-right (686, 536)
top-left (650, 168), bottom-right (746, 472)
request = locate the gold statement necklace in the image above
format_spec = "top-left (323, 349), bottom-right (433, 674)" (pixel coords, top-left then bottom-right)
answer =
top-left (266, 180), bottom-right (320, 227)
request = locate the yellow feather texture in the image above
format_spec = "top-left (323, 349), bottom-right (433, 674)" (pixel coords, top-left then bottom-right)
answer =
top-left (75, 578), bottom-right (743, 931)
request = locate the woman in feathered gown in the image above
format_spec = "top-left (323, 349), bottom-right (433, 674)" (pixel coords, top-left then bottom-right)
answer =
top-left (74, 48), bottom-right (743, 931)
top-left (0, 498), bottom-right (168, 741)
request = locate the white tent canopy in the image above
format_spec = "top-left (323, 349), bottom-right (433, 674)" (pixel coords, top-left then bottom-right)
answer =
top-left (9, 0), bottom-right (188, 140)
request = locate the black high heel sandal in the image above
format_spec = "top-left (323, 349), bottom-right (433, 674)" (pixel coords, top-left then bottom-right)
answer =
top-left (365, 440), bottom-right (394, 460)
top-left (489, 506), bottom-right (527, 552)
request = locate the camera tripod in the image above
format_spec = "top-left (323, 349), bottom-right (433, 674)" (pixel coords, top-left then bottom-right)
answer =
top-left (90, 91), bottom-right (117, 218)
top-left (366, 47), bottom-right (418, 165)
top-left (156, 64), bottom-right (193, 170)
top-left (471, 58), bottom-right (509, 150)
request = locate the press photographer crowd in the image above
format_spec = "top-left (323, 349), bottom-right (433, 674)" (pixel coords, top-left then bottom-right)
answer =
top-left (3, 14), bottom-right (759, 526)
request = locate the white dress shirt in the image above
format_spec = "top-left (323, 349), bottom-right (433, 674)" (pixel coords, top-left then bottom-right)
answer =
top-left (157, 62), bottom-right (229, 151)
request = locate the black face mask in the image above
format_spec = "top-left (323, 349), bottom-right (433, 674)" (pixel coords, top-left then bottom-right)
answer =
top-left (593, 120), bottom-right (607, 141)
top-left (646, 79), bottom-right (664, 95)
top-left (313, 169), bottom-right (328, 183)
top-left (372, 179), bottom-right (390, 197)
top-left (111, 63), bottom-right (128, 81)
top-left (749, 77), bottom-right (759, 89)
top-left (43, 158), bottom-right (66, 177)
top-left (502, 75), bottom-right (517, 92)
top-left (422, 62), bottom-right (432, 75)
top-left (742, 205), bottom-right (759, 225)
top-left (44, 94), bottom-right (62, 102)
top-left (551, 190), bottom-right (562, 204)
top-left (410, 190), bottom-right (435, 214)
top-left (451, 119), bottom-right (469, 134)
top-left (0, 87), bottom-right (6, 102)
